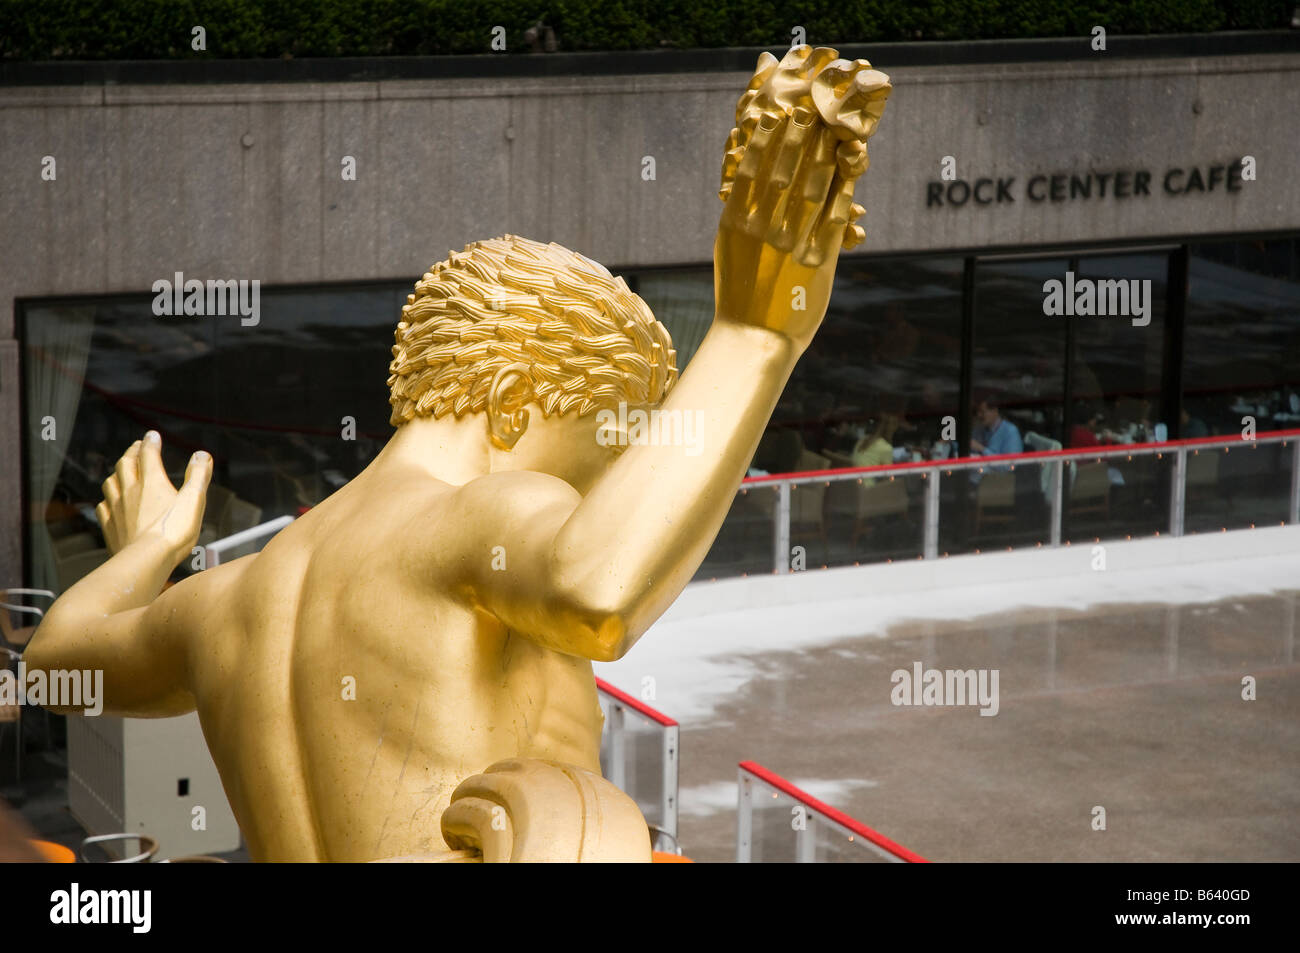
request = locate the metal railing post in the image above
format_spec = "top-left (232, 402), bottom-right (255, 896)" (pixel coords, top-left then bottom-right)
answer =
top-left (736, 771), bottom-right (753, 863)
top-left (795, 817), bottom-right (816, 863)
top-left (1050, 460), bottom-right (1063, 547)
top-left (923, 471), bottom-right (940, 559)
top-left (774, 482), bottom-right (791, 572)
top-left (608, 705), bottom-right (626, 792)
top-left (661, 724), bottom-right (679, 843)
top-left (1290, 441), bottom-right (1300, 525)
top-left (1170, 448), bottom-right (1187, 537)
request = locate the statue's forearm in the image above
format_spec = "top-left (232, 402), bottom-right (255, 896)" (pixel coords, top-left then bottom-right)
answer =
top-left (550, 320), bottom-right (798, 650)
top-left (26, 536), bottom-right (177, 668)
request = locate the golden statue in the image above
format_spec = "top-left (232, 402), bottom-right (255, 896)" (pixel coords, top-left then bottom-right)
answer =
top-left (24, 46), bottom-right (890, 862)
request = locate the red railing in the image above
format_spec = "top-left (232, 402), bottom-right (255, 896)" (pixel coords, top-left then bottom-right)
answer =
top-left (739, 760), bottom-right (929, 863)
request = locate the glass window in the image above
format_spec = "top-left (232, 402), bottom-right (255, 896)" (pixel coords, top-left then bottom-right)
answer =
top-left (1186, 238), bottom-right (1300, 438)
top-left (972, 256), bottom-right (1070, 449)
top-left (765, 256), bottom-right (965, 475)
top-left (22, 283), bottom-right (408, 592)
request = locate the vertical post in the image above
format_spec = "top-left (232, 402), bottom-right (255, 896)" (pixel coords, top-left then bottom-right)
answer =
top-left (774, 482), bottom-right (791, 573)
top-left (608, 705), bottom-right (626, 792)
top-left (1170, 447), bottom-right (1187, 537)
top-left (923, 470), bottom-right (939, 559)
top-left (958, 257), bottom-right (976, 456)
top-left (1290, 441), bottom-right (1300, 526)
top-left (796, 815), bottom-right (815, 863)
top-left (1062, 255), bottom-right (1078, 447)
top-left (661, 724), bottom-right (678, 844)
top-left (1162, 247), bottom-right (1189, 442)
top-left (736, 770), bottom-right (753, 863)
top-left (1049, 459), bottom-right (1063, 547)
top-left (957, 257), bottom-right (977, 553)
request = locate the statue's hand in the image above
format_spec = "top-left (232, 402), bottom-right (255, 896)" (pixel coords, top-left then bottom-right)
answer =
top-left (714, 48), bottom-right (890, 352)
top-left (96, 431), bottom-right (212, 561)
top-left (713, 108), bottom-right (864, 351)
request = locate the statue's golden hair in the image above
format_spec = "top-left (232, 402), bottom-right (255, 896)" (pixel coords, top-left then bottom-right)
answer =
top-left (388, 235), bottom-right (678, 427)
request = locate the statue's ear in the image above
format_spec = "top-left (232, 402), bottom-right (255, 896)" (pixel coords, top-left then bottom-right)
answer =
top-left (487, 364), bottom-right (533, 451)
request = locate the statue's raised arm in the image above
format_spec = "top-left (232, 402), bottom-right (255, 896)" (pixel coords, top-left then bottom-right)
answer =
top-left (442, 46), bottom-right (892, 662)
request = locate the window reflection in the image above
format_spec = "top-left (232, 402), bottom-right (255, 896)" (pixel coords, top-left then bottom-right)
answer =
top-left (1186, 238), bottom-right (1300, 438)
top-left (23, 284), bottom-right (407, 592)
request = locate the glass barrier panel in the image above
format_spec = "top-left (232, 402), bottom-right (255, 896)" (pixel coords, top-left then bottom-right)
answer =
top-left (819, 470), bottom-right (928, 568)
top-left (1061, 450), bottom-right (1170, 545)
top-left (1184, 441), bottom-right (1293, 535)
top-left (739, 768), bottom-right (923, 863)
top-left (745, 784), bottom-right (799, 864)
top-left (598, 697), bottom-right (674, 839)
top-left (809, 814), bottom-right (899, 863)
top-left (939, 460), bottom-right (1053, 555)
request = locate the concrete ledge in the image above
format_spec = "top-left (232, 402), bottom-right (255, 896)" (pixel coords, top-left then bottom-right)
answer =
top-left (664, 524), bottom-right (1300, 622)
top-left (3, 31), bottom-right (1298, 86)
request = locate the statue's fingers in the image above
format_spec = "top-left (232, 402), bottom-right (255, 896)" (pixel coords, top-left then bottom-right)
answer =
top-left (95, 501), bottom-right (118, 554)
top-left (758, 108), bottom-right (816, 245)
top-left (768, 106), bottom-right (815, 191)
top-left (749, 51), bottom-right (778, 84)
top-left (768, 46), bottom-right (818, 111)
top-left (175, 451), bottom-right (213, 516)
top-left (748, 51), bottom-right (778, 88)
top-left (102, 478), bottom-right (123, 535)
top-left (725, 111), bottom-right (783, 229)
top-left (803, 47), bottom-right (840, 79)
top-left (734, 111), bottom-right (781, 185)
top-left (734, 51), bottom-right (779, 125)
top-left (786, 127), bottom-right (839, 253)
top-left (140, 429), bottom-right (171, 489)
top-left (718, 132), bottom-right (744, 201)
top-left (841, 202), bottom-right (867, 249)
top-left (836, 139), bottom-right (869, 180)
top-left (115, 440), bottom-right (142, 493)
top-left (808, 176), bottom-right (858, 265)
top-left (812, 63), bottom-right (891, 141)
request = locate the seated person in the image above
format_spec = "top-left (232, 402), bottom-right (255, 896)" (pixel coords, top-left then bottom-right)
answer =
top-left (970, 392), bottom-right (1023, 462)
top-left (851, 413), bottom-right (901, 482)
top-left (1070, 407), bottom-right (1104, 448)
top-left (1180, 407), bottom-right (1209, 439)
top-left (969, 391), bottom-right (1023, 483)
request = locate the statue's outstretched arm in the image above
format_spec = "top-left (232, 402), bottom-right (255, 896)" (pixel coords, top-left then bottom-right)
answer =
top-left (23, 431), bottom-right (212, 716)
top-left (462, 49), bottom-right (890, 662)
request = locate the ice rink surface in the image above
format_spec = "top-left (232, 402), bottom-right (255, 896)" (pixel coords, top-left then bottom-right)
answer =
top-left (597, 553), bottom-right (1300, 862)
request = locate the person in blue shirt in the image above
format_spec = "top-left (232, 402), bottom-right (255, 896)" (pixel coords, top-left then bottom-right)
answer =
top-left (969, 391), bottom-right (1023, 482)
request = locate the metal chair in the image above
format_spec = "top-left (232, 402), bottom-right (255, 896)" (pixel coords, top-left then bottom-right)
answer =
top-left (974, 470), bottom-right (1017, 536)
top-left (80, 832), bottom-right (159, 863)
top-left (1, 589), bottom-right (56, 783)
top-left (852, 477), bottom-right (910, 552)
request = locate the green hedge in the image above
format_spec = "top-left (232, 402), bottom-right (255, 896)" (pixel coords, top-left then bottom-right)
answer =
top-left (0, 0), bottom-right (1292, 59)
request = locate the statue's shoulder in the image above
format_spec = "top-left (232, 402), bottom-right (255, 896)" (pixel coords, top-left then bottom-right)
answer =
top-left (453, 469), bottom-right (583, 516)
